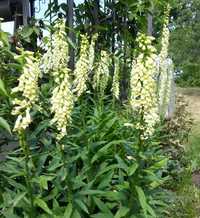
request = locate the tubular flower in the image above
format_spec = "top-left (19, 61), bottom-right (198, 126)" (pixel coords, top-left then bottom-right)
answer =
top-left (51, 72), bottom-right (74, 140)
top-left (73, 34), bottom-right (90, 97)
top-left (41, 19), bottom-right (69, 83)
top-left (93, 50), bottom-right (110, 96)
top-left (158, 5), bottom-right (173, 117)
top-left (111, 57), bottom-right (120, 100)
top-left (42, 19), bottom-right (74, 140)
top-left (130, 33), bottom-right (159, 139)
top-left (12, 51), bottom-right (40, 131)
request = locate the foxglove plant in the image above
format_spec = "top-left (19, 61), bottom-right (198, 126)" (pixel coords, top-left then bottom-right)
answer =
top-left (12, 50), bottom-right (40, 132)
top-left (88, 33), bottom-right (98, 72)
top-left (41, 19), bottom-right (74, 140)
top-left (12, 50), bottom-right (40, 218)
top-left (158, 5), bottom-right (173, 117)
top-left (130, 33), bottom-right (159, 139)
top-left (73, 34), bottom-right (98, 98)
top-left (93, 50), bottom-right (110, 97)
top-left (73, 35), bottom-right (90, 97)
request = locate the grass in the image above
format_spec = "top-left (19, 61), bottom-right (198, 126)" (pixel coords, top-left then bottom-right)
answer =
top-left (186, 122), bottom-right (200, 171)
top-left (168, 121), bottom-right (200, 218)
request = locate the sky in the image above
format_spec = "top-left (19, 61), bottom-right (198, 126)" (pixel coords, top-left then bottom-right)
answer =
top-left (1, 0), bottom-right (83, 34)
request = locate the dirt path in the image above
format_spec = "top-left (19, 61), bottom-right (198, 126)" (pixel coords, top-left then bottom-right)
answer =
top-left (177, 87), bottom-right (200, 122)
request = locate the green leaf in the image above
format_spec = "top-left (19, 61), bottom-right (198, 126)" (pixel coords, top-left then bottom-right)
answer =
top-left (0, 78), bottom-right (8, 97)
top-left (114, 207), bottom-right (130, 218)
top-left (12, 192), bottom-right (26, 208)
top-left (149, 158), bottom-right (168, 170)
top-left (79, 190), bottom-right (105, 196)
top-left (97, 171), bottom-right (114, 189)
top-left (39, 176), bottom-right (54, 190)
top-left (93, 197), bottom-right (113, 216)
top-left (3, 208), bottom-right (21, 218)
top-left (135, 186), bottom-right (147, 218)
top-left (71, 209), bottom-right (81, 218)
top-left (135, 186), bottom-right (156, 217)
top-left (0, 117), bottom-right (11, 134)
top-left (146, 203), bottom-right (156, 217)
top-left (64, 203), bottom-right (73, 218)
top-left (102, 191), bottom-right (126, 202)
top-left (128, 162), bottom-right (138, 176)
top-left (34, 198), bottom-right (52, 215)
top-left (115, 155), bottom-right (128, 171)
top-left (20, 27), bottom-right (34, 38)
top-left (74, 199), bottom-right (89, 214)
top-left (91, 213), bottom-right (113, 218)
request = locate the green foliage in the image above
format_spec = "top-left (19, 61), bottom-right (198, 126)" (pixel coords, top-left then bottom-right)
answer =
top-left (160, 95), bottom-right (192, 189)
top-left (0, 97), bottom-right (168, 217)
top-left (0, 2), bottom-right (194, 217)
top-left (170, 0), bottom-right (200, 87)
top-left (167, 173), bottom-right (200, 218)
top-left (176, 64), bottom-right (200, 87)
top-left (186, 123), bottom-right (200, 171)
top-left (0, 117), bottom-right (11, 134)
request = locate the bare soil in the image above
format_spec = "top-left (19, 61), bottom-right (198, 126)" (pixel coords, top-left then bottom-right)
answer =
top-left (177, 87), bottom-right (200, 122)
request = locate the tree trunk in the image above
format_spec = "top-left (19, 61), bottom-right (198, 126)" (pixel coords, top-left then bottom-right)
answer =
top-left (147, 3), bottom-right (154, 36)
top-left (22, 0), bottom-right (30, 25)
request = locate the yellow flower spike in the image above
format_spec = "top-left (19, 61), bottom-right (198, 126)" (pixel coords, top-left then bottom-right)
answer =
top-left (50, 71), bottom-right (74, 140)
top-left (12, 51), bottom-right (40, 132)
top-left (41, 19), bottom-right (69, 82)
top-left (73, 34), bottom-right (90, 98)
top-left (158, 5), bottom-right (173, 117)
top-left (41, 19), bottom-right (74, 141)
top-left (93, 50), bottom-right (110, 96)
top-left (130, 33), bottom-right (159, 139)
top-left (73, 34), bottom-right (98, 99)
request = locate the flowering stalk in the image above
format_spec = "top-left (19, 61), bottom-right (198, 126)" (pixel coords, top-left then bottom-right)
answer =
top-left (111, 56), bottom-right (120, 101)
top-left (93, 50), bottom-right (110, 98)
top-left (12, 50), bottom-right (40, 217)
top-left (158, 5), bottom-right (173, 117)
top-left (18, 131), bottom-right (35, 218)
top-left (12, 51), bottom-right (40, 131)
top-left (73, 34), bottom-right (90, 98)
top-left (41, 19), bottom-right (74, 203)
top-left (130, 33), bottom-right (159, 140)
top-left (73, 34), bottom-right (98, 98)
top-left (41, 19), bottom-right (74, 141)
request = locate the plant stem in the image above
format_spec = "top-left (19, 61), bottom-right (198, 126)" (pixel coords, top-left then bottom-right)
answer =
top-left (59, 143), bottom-right (73, 203)
top-left (18, 130), bottom-right (35, 218)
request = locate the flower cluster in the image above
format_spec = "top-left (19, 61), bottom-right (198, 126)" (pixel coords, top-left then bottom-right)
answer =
top-left (73, 35), bottom-right (90, 97)
top-left (130, 33), bottom-right (159, 139)
top-left (73, 34), bottom-right (98, 98)
top-left (42, 19), bottom-right (74, 140)
top-left (158, 5), bottom-right (173, 117)
top-left (51, 72), bottom-right (74, 140)
top-left (93, 50), bottom-right (110, 96)
top-left (12, 51), bottom-right (40, 131)
top-left (111, 57), bottom-right (120, 100)
top-left (41, 19), bottom-right (69, 83)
